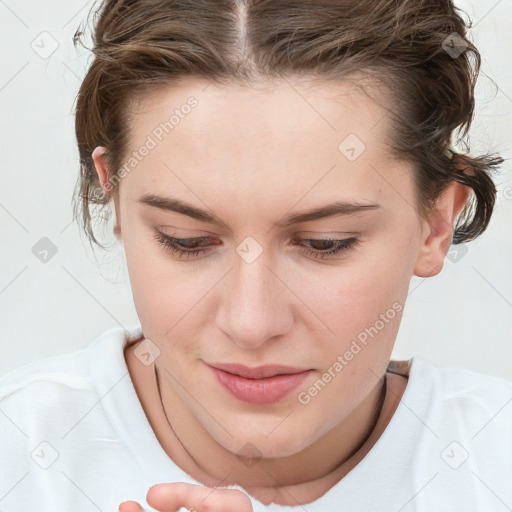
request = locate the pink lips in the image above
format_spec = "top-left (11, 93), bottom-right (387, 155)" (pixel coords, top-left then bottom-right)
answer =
top-left (205, 362), bottom-right (312, 405)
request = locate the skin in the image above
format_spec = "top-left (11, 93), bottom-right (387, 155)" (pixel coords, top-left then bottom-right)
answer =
top-left (91, 76), bottom-right (469, 510)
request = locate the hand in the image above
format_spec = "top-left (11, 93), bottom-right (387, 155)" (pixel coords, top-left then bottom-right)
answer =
top-left (119, 482), bottom-right (254, 512)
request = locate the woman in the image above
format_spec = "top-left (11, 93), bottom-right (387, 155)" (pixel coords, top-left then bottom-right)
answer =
top-left (1, 1), bottom-right (510, 511)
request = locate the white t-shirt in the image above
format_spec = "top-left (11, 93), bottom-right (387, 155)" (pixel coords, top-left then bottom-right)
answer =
top-left (1, 324), bottom-right (511, 512)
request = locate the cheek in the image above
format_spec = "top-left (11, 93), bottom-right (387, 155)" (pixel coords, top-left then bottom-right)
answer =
top-left (122, 235), bottom-right (221, 354)
top-left (315, 258), bottom-right (407, 337)
top-left (122, 237), bottom-right (182, 333)
top-left (298, 243), bottom-right (412, 369)
top-left (295, 255), bottom-right (408, 415)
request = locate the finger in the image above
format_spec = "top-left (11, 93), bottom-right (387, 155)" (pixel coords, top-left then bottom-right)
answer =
top-left (147, 482), bottom-right (253, 512)
top-left (119, 500), bottom-right (145, 512)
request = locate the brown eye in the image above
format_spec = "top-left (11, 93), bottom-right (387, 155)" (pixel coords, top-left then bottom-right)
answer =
top-left (292, 237), bottom-right (359, 259)
top-left (153, 231), bottom-right (216, 259)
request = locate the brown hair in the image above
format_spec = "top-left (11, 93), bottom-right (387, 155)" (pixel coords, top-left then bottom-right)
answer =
top-left (72, 0), bottom-right (504, 250)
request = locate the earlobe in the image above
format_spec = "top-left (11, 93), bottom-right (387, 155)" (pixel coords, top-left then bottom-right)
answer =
top-left (413, 216), bottom-right (452, 278)
top-left (112, 195), bottom-right (122, 243)
top-left (413, 178), bottom-right (471, 278)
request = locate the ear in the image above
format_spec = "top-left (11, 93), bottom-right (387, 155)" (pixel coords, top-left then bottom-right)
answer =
top-left (413, 168), bottom-right (471, 278)
top-left (91, 146), bottom-right (122, 242)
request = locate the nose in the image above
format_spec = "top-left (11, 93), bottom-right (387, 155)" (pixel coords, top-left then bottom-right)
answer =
top-left (216, 246), bottom-right (293, 350)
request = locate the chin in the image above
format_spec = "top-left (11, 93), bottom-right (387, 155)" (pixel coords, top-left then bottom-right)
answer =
top-left (213, 424), bottom-right (316, 460)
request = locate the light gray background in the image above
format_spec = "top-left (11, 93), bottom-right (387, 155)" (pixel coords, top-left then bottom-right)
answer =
top-left (0, 0), bottom-right (511, 379)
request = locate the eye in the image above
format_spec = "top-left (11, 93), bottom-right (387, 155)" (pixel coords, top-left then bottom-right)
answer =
top-left (153, 231), bottom-right (217, 259)
top-left (291, 236), bottom-right (359, 259)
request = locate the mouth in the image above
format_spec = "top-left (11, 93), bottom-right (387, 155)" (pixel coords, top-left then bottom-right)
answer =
top-left (206, 362), bottom-right (311, 379)
top-left (204, 362), bottom-right (313, 405)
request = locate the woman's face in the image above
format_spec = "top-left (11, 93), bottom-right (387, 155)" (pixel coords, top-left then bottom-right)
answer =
top-left (99, 77), bottom-right (435, 458)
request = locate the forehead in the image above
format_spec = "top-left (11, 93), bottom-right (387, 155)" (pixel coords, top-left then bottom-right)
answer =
top-left (127, 74), bottom-right (392, 150)
top-left (120, 76), bottom-right (410, 210)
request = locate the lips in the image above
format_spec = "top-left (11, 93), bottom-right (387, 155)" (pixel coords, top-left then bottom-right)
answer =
top-left (205, 362), bottom-right (313, 405)
top-left (206, 362), bottom-right (310, 379)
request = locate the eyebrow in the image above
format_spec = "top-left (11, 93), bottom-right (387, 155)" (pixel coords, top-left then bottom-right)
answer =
top-left (137, 193), bottom-right (381, 229)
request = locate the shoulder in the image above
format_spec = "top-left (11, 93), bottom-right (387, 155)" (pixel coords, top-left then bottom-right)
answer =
top-left (0, 325), bottom-right (143, 507)
top-left (410, 355), bottom-right (512, 414)
top-left (0, 340), bottom-right (96, 480)
top-left (412, 354), bottom-right (512, 403)
top-left (0, 325), bottom-right (137, 407)
top-left (394, 356), bottom-right (512, 506)
top-left (0, 324), bottom-right (141, 461)
top-left (391, 354), bottom-right (512, 409)
top-left (406, 355), bottom-right (512, 449)
top-left (0, 347), bottom-right (91, 403)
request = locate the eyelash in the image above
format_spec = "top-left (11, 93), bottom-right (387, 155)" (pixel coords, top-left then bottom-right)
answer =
top-left (153, 231), bottom-right (359, 260)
